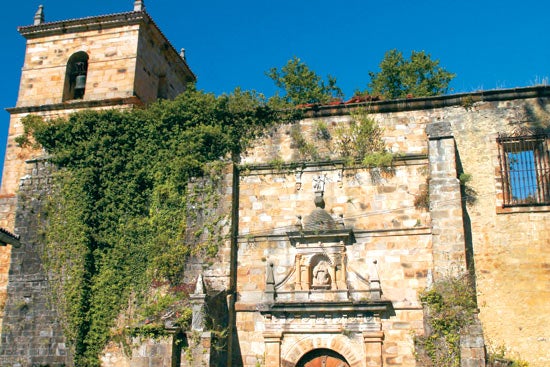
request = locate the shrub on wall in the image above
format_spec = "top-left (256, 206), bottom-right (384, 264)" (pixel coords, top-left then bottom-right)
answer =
top-left (415, 275), bottom-right (477, 367)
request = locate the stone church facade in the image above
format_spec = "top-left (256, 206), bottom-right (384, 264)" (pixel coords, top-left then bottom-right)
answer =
top-left (0, 2), bottom-right (548, 367)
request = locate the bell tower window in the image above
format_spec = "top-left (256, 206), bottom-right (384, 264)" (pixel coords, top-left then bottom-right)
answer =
top-left (63, 51), bottom-right (89, 101)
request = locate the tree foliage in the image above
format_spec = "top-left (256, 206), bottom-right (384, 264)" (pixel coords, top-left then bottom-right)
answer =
top-left (267, 56), bottom-right (343, 106)
top-left (19, 85), bottom-right (279, 366)
top-left (367, 49), bottom-right (455, 99)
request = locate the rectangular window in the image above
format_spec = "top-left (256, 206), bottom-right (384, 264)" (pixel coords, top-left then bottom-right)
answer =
top-left (498, 132), bottom-right (550, 206)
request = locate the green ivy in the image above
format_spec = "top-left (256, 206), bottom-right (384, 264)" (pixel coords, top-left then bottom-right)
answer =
top-left (19, 85), bottom-right (279, 366)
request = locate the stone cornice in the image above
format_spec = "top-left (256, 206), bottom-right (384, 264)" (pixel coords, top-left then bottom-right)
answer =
top-left (258, 300), bottom-right (393, 315)
top-left (19, 11), bottom-right (147, 38)
top-left (6, 96), bottom-right (143, 114)
top-left (303, 85), bottom-right (550, 117)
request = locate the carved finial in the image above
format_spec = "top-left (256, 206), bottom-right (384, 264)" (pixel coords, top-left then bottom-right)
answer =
top-left (34, 5), bottom-right (45, 25)
top-left (368, 259), bottom-right (381, 300)
top-left (194, 274), bottom-right (205, 295)
top-left (265, 262), bottom-right (275, 303)
top-left (134, 0), bottom-right (145, 12)
top-left (180, 48), bottom-right (186, 60)
top-left (426, 269), bottom-right (433, 290)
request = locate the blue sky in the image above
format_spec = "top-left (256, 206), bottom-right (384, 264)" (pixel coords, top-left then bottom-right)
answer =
top-left (1, 0), bottom-right (549, 177)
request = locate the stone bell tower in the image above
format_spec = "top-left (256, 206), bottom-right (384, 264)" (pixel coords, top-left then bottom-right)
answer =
top-left (0, 0), bottom-right (195, 229)
top-left (0, 2), bottom-right (195, 364)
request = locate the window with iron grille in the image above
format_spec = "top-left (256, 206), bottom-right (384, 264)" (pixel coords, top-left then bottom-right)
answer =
top-left (497, 130), bottom-right (550, 206)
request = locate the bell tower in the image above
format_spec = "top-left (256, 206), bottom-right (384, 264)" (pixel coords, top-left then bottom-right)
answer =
top-left (0, 3), bottom-right (195, 358)
top-left (0, 0), bottom-right (195, 229)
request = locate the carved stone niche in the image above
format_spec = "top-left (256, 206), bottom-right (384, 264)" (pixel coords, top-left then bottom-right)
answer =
top-left (288, 230), bottom-right (352, 302)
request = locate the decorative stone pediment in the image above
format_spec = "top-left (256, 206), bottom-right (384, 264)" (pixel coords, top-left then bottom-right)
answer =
top-left (264, 228), bottom-right (382, 305)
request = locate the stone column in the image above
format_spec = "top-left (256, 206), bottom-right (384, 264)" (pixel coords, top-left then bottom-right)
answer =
top-left (190, 274), bottom-right (206, 331)
top-left (263, 332), bottom-right (282, 367)
top-left (460, 313), bottom-right (486, 367)
top-left (363, 331), bottom-right (384, 367)
top-left (181, 274), bottom-right (217, 367)
top-left (427, 121), bottom-right (466, 279)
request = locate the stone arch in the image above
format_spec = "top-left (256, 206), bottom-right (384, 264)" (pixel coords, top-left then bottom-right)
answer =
top-left (309, 253), bottom-right (333, 289)
top-left (281, 334), bottom-right (364, 367)
top-left (306, 252), bottom-right (331, 267)
top-left (63, 51), bottom-right (89, 101)
top-left (296, 348), bottom-right (350, 367)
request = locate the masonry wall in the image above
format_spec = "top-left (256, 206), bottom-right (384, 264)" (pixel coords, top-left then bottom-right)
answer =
top-left (235, 113), bottom-right (432, 367)
top-left (0, 160), bottom-right (69, 367)
top-left (449, 98), bottom-right (550, 366)
top-left (354, 95), bottom-right (549, 366)
top-left (235, 92), bottom-right (550, 366)
top-left (16, 24), bottom-right (140, 107)
top-left (134, 24), bottom-right (192, 103)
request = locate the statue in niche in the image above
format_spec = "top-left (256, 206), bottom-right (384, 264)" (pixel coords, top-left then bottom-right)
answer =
top-left (312, 260), bottom-right (331, 289)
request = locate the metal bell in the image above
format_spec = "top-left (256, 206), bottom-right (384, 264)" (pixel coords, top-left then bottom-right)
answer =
top-left (75, 74), bottom-right (86, 90)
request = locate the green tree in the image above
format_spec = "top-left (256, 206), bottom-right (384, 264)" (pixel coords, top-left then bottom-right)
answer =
top-left (267, 57), bottom-right (343, 106)
top-left (367, 49), bottom-right (455, 99)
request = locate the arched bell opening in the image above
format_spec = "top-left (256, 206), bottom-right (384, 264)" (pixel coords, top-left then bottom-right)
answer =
top-left (296, 348), bottom-right (350, 367)
top-left (63, 51), bottom-right (89, 101)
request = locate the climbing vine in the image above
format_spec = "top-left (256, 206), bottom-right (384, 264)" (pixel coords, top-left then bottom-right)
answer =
top-left (18, 85), bottom-right (279, 366)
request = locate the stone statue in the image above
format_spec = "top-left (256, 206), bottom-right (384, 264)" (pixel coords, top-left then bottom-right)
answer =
top-left (312, 260), bottom-right (331, 288)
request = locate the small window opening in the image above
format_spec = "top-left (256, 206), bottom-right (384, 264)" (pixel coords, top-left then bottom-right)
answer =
top-left (157, 75), bottom-right (168, 100)
top-left (63, 51), bottom-right (89, 101)
top-left (498, 130), bottom-right (550, 206)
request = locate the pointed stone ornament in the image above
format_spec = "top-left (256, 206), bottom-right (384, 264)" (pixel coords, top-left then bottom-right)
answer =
top-left (134, 0), bottom-right (145, 12)
top-left (367, 259), bottom-right (381, 300)
top-left (191, 274), bottom-right (206, 331)
top-left (264, 262), bottom-right (275, 303)
top-left (34, 5), bottom-right (45, 25)
top-left (180, 48), bottom-right (186, 61)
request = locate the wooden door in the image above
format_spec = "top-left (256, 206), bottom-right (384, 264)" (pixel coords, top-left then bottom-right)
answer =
top-left (297, 349), bottom-right (350, 367)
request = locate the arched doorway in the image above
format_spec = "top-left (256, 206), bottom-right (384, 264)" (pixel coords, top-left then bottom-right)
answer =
top-left (296, 348), bottom-right (350, 367)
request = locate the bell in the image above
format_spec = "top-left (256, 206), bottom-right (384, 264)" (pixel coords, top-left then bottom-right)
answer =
top-left (75, 74), bottom-right (86, 90)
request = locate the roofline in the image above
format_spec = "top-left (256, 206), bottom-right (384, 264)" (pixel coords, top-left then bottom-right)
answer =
top-left (302, 85), bottom-right (550, 117)
top-left (0, 228), bottom-right (20, 247)
top-left (18, 10), bottom-right (196, 81)
top-left (6, 96), bottom-right (143, 114)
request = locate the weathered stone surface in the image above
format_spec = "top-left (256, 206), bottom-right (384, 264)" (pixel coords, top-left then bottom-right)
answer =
top-left (1, 5), bottom-right (550, 367)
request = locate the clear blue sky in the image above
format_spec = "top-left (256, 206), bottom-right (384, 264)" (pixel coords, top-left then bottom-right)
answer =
top-left (1, 0), bottom-right (549, 177)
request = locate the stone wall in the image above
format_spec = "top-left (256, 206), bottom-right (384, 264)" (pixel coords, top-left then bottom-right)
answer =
top-left (134, 21), bottom-right (194, 103)
top-left (234, 110), bottom-right (433, 366)
top-left (16, 24), bottom-right (140, 108)
top-left (233, 91), bottom-right (550, 366)
top-left (1, 81), bottom-right (549, 366)
top-left (449, 98), bottom-right (550, 366)
top-left (0, 159), bottom-right (69, 367)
